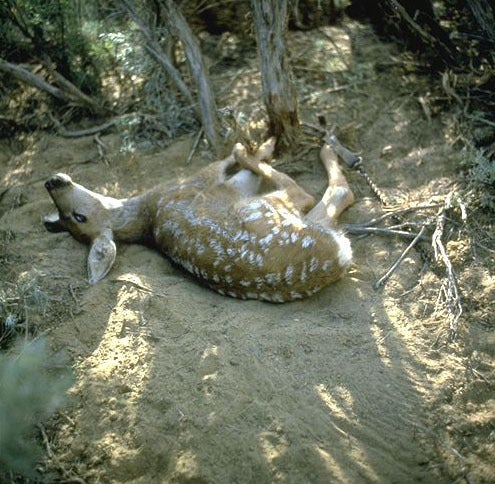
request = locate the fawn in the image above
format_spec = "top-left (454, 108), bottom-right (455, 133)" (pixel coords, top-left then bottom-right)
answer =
top-left (44, 138), bottom-right (355, 302)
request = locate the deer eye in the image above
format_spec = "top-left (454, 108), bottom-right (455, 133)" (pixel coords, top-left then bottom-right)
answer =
top-left (72, 212), bottom-right (88, 223)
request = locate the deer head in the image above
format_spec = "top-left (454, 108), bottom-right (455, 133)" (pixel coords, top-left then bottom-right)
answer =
top-left (44, 173), bottom-right (121, 284)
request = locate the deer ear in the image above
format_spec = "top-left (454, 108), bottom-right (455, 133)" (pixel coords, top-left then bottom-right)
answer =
top-left (87, 230), bottom-right (116, 284)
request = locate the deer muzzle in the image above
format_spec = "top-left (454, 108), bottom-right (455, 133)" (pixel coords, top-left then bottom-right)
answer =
top-left (45, 173), bottom-right (73, 191)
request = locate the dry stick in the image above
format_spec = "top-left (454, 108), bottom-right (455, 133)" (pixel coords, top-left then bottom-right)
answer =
top-left (186, 128), bottom-right (204, 164)
top-left (94, 134), bottom-right (108, 164)
top-left (0, 58), bottom-right (76, 104)
top-left (48, 110), bottom-right (118, 138)
top-left (57, 119), bottom-right (117, 138)
top-left (0, 58), bottom-right (101, 112)
top-left (349, 205), bottom-right (441, 227)
top-left (432, 200), bottom-right (463, 338)
top-left (374, 227), bottom-right (427, 289)
top-left (345, 224), bottom-right (429, 240)
top-left (38, 423), bottom-right (54, 459)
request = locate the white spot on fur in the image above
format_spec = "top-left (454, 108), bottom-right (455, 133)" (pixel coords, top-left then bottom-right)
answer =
top-left (310, 257), bottom-right (319, 273)
top-left (244, 211), bottom-right (263, 223)
top-left (265, 273), bottom-right (280, 285)
top-left (259, 233), bottom-right (274, 247)
top-left (322, 260), bottom-right (332, 272)
top-left (254, 277), bottom-right (264, 289)
top-left (300, 263), bottom-right (308, 283)
top-left (256, 253), bottom-right (264, 267)
top-left (271, 293), bottom-right (284, 303)
top-left (334, 232), bottom-right (353, 267)
top-left (285, 265), bottom-right (294, 284)
top-left (302, 235), bottom-right (315, 249)
top-left (247, 200), bottom-right (263, 211)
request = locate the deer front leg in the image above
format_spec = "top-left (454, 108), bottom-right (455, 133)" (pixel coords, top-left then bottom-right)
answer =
top-left (233, 140), bottom-right (316, 213)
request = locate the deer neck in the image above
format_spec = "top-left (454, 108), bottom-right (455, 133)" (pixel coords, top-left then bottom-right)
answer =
top-left (110, 192), bottom-right (154, 243)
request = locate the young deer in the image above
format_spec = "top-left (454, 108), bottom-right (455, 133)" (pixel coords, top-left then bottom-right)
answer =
top-left (44, 138), bottom-right (354, 302)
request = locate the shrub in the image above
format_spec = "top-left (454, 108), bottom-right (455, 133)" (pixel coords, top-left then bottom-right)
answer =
top-left (0, 338), bottom-right (73, 478)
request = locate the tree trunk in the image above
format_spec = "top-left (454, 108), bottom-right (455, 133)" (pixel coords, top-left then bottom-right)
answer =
top-left (121, 0), bottom-right (194, 106)
top-left (252, 0), bottom-right (300, 153)
top-left (162, 0), bottom-right (221, 155)
top-left (122, 0), bottom-right (220, 155)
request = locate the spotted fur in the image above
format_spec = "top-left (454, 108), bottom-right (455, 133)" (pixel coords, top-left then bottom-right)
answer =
top-left (44, 139), bottom-right (355, 302)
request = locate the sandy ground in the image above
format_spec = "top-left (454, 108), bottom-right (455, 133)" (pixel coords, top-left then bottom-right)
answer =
top-left (1, 23), bottom-right (494, 483)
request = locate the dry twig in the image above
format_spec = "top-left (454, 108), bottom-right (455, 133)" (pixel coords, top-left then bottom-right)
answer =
top-left (374, 226), bottom-right (427, 289)
top-left (186, 128), bottom-right (204, 164)
top-left (431, 192), bottom-right (465, 338)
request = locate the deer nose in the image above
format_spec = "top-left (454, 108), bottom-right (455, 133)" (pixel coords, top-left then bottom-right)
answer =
top-left (45, 174), bottom-right (72, 190)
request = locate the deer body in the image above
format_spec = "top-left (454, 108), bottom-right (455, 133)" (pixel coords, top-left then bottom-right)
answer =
top-left (44, 139), bottom-right (354, 302)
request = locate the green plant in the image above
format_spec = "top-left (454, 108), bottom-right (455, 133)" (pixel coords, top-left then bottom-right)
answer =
top-left (463, 145), bottom-right (495, 212)
top-left (0, 338), bottom-right (73, 478)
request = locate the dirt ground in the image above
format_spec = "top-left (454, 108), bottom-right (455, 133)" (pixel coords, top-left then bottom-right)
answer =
top-left (1, 22), bottom-right (494, 483)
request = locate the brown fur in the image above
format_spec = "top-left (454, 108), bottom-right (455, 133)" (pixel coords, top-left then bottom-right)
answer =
top-left (44, 139), bottom-right (354, 301)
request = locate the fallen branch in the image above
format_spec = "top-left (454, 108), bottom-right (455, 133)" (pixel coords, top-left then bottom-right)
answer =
top-left (432, 193), bottom-right (464, 338)
top-left (351, 204), bottom-right (442, 227)
top-left (345, 224), bottom-right (429, 240)
top-left (0, 58), bottom-right (102, 112)
top-left (186, 128), bottom-right (204, 164)
top-left (0, 58), bottom-right (69, 101)
top-left (51, 117), bottom-right (117, 138)
top-left (374, 226), bottom-right (426, 289)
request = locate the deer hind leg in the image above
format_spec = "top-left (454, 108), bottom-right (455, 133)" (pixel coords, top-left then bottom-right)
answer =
top-left (305, 144), bottom-right (355, 228)
top-left (232, 139), bottom-right (316, 212)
